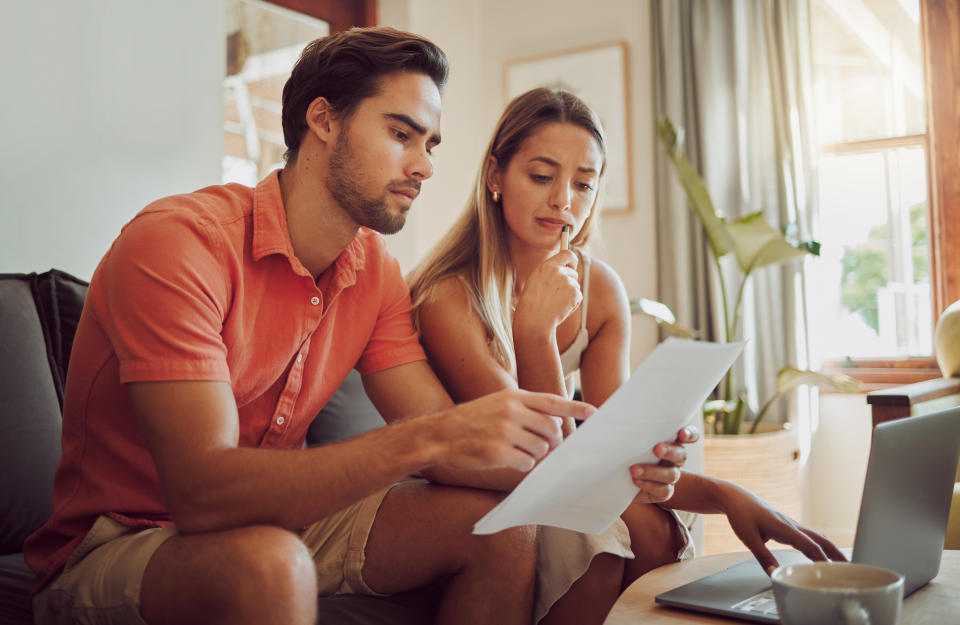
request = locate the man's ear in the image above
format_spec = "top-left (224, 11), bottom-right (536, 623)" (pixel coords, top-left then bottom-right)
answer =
top-left (305, 97), bottom-right (337, 145)
top-left (485, 155), bottom-right (502, 194)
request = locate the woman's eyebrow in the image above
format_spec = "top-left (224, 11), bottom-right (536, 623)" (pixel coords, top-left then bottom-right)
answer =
top-left (528, 155), bottom-right (597, 174)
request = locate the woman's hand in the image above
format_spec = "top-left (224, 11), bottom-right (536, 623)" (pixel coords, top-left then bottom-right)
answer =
top-left (718, 481), bottom-right (847, 574)
top-left (630, 426), bottom-right (699, 504)
top-left (514, 248), bottom-right (581, 336)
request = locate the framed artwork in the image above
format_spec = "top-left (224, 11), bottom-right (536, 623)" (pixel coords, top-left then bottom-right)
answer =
top-left (504, 40), bottom-right (632, 214)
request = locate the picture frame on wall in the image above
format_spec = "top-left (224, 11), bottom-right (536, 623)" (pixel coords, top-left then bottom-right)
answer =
top-left (504, 40), bottom-right (632, 214)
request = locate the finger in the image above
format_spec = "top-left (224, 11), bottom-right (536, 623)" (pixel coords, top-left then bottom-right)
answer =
top-left (502, 447), bottom-right (537, 472)
top-left (630, 464), bottom-right (681, 486)
top-left (802, 527), bottom-right (847, 562)
top-left (509, 428), bottom-right (552, 462)
top-left (743, 537), bottom-right (780, 575)
top-left (515, 411), bottom-right (563, 449)
top-left (631, 479), bottom-right (674, 502)
top-left (677, 425), bottom-right (700, 444)
top-left (549, 249), bottom-right (579, 270)
top-left (654, 441), bottom-right (688, 466)
top-left (774, 524), bottom-right (828, 563)
top-left (518, 390), bottom-right (596, 421)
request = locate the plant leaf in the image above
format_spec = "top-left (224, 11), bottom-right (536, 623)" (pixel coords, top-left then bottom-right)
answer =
top-left (656, 118), bottom-right (733, 259)
top-left (630, 298), bottom-right (698, 339)
top-left (774, 366), bottom-right (861, 395)
top-left (725, 212), bottom-right (817, 274)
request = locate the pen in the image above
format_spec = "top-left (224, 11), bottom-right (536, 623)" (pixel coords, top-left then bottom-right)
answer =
top-left (561, 224), bottom-right (571, 250)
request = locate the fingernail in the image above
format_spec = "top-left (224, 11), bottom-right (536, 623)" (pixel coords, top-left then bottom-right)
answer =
top-left (632, 467), bottom-right (644, 479)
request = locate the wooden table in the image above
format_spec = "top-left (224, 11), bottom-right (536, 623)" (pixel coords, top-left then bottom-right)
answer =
top-left (604, 550), bottom-right (960, 625)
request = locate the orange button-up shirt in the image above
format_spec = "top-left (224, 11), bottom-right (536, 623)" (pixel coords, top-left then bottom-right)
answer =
top-left (25, 171), bottom-right (426, 591)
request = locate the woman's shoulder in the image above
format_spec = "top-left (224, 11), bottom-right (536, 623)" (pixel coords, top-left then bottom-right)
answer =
top-left (582, 254), bottom-right (627, 300)
top-left (580, 253), bottom-right (630, 329)
top-left (422, 272), bottom-right (470, 304)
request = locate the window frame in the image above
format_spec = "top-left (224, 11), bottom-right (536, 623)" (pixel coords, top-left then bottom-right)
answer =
top-left (263, 0), bottom-right (375, 32)
top-left (822, 0), bottom-right (959, 387)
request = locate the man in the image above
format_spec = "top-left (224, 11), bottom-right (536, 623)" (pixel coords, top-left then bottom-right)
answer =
top-left (25, 27), bottom-right (689, 625)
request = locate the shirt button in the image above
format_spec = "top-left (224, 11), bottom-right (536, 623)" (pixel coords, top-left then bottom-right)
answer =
top-left (276, 416), bottom-right (285, 426)
top-left (310, 296), bottom-right (320, 306)
top-left (296, 354), bottom-right (303, 363)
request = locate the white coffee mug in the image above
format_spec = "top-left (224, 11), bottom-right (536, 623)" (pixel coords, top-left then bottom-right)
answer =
top-left (771, 561), bottom-right (904, 625)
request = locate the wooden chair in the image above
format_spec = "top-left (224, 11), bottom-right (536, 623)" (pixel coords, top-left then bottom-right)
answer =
top-left (867, 377), bottom-right (960, 549)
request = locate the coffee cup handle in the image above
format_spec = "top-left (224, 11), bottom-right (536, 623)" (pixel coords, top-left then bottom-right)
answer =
top-left (839, 598), bottom-right (871, 625)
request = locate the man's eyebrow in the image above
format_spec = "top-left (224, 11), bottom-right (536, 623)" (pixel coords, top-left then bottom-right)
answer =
top-left (385, 113), bottom-right (442, 145)
top-left (529, 155), bottom-right (597, 174)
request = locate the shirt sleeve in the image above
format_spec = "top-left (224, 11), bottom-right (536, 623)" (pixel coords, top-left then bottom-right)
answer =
top-left (95, 208), bottom-right (232, 383)
top-left (354, 251), bottom-right (426, 375)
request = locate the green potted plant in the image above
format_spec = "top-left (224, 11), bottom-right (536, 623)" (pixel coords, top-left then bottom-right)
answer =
top-left (640, 118), bottom-right (860, 552)
top-left (638, 117), bottom-right (859, 435)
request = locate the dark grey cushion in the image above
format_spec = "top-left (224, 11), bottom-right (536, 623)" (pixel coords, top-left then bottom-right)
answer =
top-left (307, 370), bottom-right (386, 446)
top-left (0, 278), bottom-right (64, 555)
top-left (0, 553), bottom-right (33, 625)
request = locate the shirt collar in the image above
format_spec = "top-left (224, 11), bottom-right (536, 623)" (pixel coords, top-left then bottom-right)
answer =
top-left (251, 170), bottom-right (366, 287)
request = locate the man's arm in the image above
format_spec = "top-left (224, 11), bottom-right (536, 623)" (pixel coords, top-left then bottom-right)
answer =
top-left (361, 360), bottom-right (541, 491)
top-left (129, 377), bottom-right (592, 534)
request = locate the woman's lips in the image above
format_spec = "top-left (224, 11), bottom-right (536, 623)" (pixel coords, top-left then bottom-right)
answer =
top-left (536, 218), bottom-right (568, 230)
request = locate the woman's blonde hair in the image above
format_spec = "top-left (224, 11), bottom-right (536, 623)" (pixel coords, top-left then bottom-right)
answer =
top-left (407, 87), bottom-right (607, 376)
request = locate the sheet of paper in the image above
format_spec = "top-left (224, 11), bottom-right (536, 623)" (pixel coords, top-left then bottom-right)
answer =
top-left (473, 338), bottom-right (744, 536)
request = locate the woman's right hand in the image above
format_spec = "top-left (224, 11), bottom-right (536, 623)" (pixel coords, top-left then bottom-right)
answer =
top-left (514, 249), bottom-right (581, 336)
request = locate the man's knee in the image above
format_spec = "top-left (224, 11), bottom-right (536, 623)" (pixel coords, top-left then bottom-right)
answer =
top-left (142, 525), bottom-right (317, 625)
top-left (226, 525), bottom-right (317, 598)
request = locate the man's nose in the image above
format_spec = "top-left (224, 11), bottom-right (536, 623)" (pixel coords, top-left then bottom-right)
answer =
top-left (407, 147), bottom-right (433, 181)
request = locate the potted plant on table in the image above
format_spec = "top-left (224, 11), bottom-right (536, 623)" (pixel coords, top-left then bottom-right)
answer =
top-left (636, 118), bottom-right (859, 552)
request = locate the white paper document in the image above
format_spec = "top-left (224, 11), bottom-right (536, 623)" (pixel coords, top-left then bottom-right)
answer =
top-left (473, 338), bottom-right (744, 536)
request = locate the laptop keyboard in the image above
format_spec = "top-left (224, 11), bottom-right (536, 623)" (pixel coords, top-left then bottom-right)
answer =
top-left (731, 588), bottom-right (779, 616)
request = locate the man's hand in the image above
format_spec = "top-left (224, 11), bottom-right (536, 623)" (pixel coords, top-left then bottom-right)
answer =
top-left (630, 426), bottom-right (699, 504)
top-left (421, 388), bottom-right (595, 473)
top-left (718, 482), bottom-right (847, 574)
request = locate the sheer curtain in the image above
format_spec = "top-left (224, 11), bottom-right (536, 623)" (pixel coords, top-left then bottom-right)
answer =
top-left (651, 0), bottom-right (818, 431)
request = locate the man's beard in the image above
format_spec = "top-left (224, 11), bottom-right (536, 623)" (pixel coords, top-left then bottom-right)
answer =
top-left (327, 132), bottom-right (408, 235)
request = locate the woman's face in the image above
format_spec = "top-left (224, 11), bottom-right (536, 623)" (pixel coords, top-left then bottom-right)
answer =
top-left (490, 122), bottom-right (603, 252)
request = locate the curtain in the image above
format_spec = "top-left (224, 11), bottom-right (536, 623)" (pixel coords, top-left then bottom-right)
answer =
top-left (651, 0), bottom-right (818, 430)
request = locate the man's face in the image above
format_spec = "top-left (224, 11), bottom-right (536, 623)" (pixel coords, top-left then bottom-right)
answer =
top-left (327, 72), bottom-right (442, 234)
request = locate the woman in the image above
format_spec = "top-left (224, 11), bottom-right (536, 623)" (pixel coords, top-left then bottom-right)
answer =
top-left (407, 88), bottom-right (842, 624)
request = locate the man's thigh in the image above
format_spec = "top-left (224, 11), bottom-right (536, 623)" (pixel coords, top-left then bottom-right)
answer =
top-left (359, 480), bottom-right (508, 594)
top-left (33, 515), bottom-right (175, 625)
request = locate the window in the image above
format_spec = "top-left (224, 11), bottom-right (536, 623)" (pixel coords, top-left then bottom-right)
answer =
top-left (223, 0), bottom-right (329, 186)
top-left (810, 0), bottom-right (930, 361)
top-left (222, 0), bottom-right (375, 185)
top-left (811, 0), bottom-right (960, 384)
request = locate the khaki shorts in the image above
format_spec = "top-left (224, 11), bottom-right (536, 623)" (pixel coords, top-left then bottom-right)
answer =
top-left (32, 482), bottom-right (399, 625)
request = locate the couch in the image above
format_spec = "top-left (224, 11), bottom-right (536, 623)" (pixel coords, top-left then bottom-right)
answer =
top-left (867, 376), bottom-right (960, 549)
top-left (0, 270), bottom-right (434, 624)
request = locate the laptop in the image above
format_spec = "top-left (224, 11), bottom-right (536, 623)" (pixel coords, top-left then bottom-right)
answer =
top-left (655, 405), bottom-right (960, 623)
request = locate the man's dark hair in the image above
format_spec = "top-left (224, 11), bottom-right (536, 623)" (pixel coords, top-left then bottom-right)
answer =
top-left (281, 26), bottom-right (448, 162)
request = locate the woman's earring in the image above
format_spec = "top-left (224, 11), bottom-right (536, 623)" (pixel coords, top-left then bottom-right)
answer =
top-left (492, 190), bottom-right (500, 203)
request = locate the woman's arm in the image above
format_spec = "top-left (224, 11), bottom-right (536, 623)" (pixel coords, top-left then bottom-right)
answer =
top-left (417, 276), bottom-right (542, 491)
top-left (575, 258), bottom-right (632, 406)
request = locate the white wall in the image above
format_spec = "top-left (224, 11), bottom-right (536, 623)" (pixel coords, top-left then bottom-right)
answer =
top-left (379, 0), bottom-right (660, 368)
top-left (805, 393), bottom-right (873, 546)
top-left (0, 1), bottom-right (225, 281)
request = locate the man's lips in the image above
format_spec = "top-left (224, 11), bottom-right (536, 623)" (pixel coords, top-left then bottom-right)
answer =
top-left (389, 182), bottom-right (421, 200)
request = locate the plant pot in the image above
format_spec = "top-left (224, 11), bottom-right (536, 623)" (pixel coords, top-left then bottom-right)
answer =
top-left (701, 424), bottom-right (802, 555)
